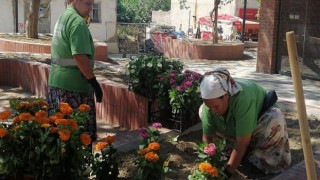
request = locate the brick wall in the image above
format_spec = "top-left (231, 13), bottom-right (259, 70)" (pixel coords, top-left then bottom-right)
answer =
top-left (256, 0), bottom-right (280, 73)
top-left (0, 59), bottom-right (148, 130)
top-left (0, 38), bottom-right (108, 62)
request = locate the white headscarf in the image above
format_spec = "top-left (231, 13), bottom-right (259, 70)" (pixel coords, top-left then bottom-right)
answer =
top-left (200, 67), bottom-right (242, 99)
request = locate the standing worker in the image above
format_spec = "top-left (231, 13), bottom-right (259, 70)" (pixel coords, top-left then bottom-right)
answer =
top-left (48, 0), bottom-right (103, 141)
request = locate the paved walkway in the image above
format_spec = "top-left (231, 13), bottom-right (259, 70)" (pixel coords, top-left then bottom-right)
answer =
top-left (1, 49), bottom-right (320, 179)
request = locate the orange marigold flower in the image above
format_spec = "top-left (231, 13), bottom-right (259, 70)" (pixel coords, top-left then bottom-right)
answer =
top-left (35, 110), bottom-right (47, 118)
top-left (148, 142), bottom-right (160, 151)
top-left (16, 102), bottom-right (31, 109)
top-left (19, 112), bottom-right (34, 121)
top-left (41, 123), bottom-right (51, 128)
top-left (68, 119), bottom-right (78, 130)
top-left (0, 128), bottom-right (7, 138)
top-left (145, 152), bottom-right (159, 162)
top-left (55, 112), bottom-right (65, 118)
top-left (12, 125), bottom-right (19, 131)
top-left (50, 127), bottom-right (58, 133)
top-left (207, 166), bottom-right (218, 177)
top-left (199, 162), bottom-right (213, 173)
top-left (49, 115), bottom-right (58, 123)
top-left (55, 118), bottom-right (69, 125)
top-left (80, 133), bottom-right (92, 145)
top-left (41, 101), bottom-right (49, 108)
top-left (0, 110), bottom-right (12, 120)
top-left (105, 135), bottom-right (115, 143)
top-left (138, 147), bottom-right (151, 155)
top-left (59, 102), bottom-right (73, 115)
top-left (79, 104), bottom-right (91, 112)
top-left (58, 129), bottom-right (71, 141)
top-left (95, 141), bottom-right (109, 151)
top-left (13, 116), bottom-right (21, 124)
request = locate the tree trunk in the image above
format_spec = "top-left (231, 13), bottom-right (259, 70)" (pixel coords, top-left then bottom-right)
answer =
top-left (26, 0), bottom-right (41, 39)
top-left (210, 0), bottom-right (220, 44)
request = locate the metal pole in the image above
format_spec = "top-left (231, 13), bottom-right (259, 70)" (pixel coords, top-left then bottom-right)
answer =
top-left (15, 0), bottom-right (18, 33)
top-left (241, 0), bottom-right (247, 42)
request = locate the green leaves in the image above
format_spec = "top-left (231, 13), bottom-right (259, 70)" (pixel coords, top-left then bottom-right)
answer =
top-left (117, 0), bottom-right (170, 23)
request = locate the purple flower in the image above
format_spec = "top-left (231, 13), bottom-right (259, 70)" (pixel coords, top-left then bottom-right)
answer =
top-left (152, 122), bottom-right (162, 129)
top-left (139, 127), bottom-right (150, 139)
top-left (170, 79), bottom-right (177, 87)
top-left (183, 81), bottom-right (192, 88)
top-left (204, 143), bottom-right (216, 156)
top-left (169, 73), bottom-right (176, 78)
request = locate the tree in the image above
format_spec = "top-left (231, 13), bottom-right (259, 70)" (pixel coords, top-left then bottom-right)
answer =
top-left (117, 0), bottom-right (170, 23)
top-left (25, 0), bottom-right (41, 39)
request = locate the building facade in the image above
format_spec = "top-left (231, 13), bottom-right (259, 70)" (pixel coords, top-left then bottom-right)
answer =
top-left (0, 0), bottom-right (119, 53)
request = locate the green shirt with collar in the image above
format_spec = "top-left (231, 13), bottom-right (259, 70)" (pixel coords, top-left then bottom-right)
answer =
top-left (201, 79), bottom-right (267, 137)
top-left (49, 5), bottom-right (95, 92)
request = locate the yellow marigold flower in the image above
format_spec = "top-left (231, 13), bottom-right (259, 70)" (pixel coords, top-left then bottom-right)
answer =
top-left (0, 128), bottom-right (7, 138)
top-left (58, 129), bottom-right (71, 141)
top-left (0, 110), bottom-right (12, 120)
top-left (68, 119), bottom-right (78, 130)
top-left (80, 133), bottom-right (92, 145)
top-left (55, 118), bottom-right (69, 125)
top-left (199, 162), bottom-right (213, 173)
top-left (59, 102), bottom-right (73, 115)
top-left (50, 127), bottom-right (58, 133)
top-left (41, 123), bottom-right (51, 128)
top-left (105, 135), bottom-right (115, 143)
top-left (19, 112), bottom-right (34, 121)
top-left (208, 166), bottom-right (219, 177)
top-left (55, 112), bottom-right (65, 118)
top-left (13, 116), bottom-right (21, 124)
top-left (35, 110), bottom-right (47, 118)
top-left (79, 104), bottom-right (91, 112)
top-left (138, 147), bottom-right (151, 155)
top-left (95, 141), bottom-right (109, 151)
top-left (148, 142), bottom-right (160, 151)
top-left (145, 152), bottom-right (159, 162)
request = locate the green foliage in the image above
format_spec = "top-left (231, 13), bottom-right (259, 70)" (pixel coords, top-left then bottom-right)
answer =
top-left (117, 0), bottom-right (170, 23)
top-left (91, 138), bottom-right (119, 180)
top-left (134, 123), bottom-right (167, 180)
top-left (189, 141), bottom-right (228, 180)
top-left (128, 55), bottom-right (183, 101)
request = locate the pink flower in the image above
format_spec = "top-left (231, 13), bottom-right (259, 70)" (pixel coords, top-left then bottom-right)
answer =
top-left (152, 122), bottom-right (162, 129)
top-left (204, 143), bottom-right (216, 156)
top-left (177, 86), bottom-right (186, 91)
top-left (183, 81), bottom-right (192, 88)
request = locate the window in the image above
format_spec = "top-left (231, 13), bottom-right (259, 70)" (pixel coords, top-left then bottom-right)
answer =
top-left (90, 3), bottom-right (101, 23)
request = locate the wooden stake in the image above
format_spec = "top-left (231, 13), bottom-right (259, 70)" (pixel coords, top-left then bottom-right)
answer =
top-left (286, 31), bottom-right (317, 180)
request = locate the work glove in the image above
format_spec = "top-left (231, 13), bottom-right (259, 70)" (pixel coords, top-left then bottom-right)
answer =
top-left (88, 77), bottom-right (103, 102)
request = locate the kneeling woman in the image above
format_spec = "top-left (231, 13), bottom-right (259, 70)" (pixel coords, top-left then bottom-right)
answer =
top-left (199, 67), bottom-right (291, 178)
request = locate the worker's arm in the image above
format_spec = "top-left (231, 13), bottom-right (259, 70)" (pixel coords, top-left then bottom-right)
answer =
top-left (225, 134), bottom-right (251, 174)
top-left (73, 54), bottom-right (95, 79)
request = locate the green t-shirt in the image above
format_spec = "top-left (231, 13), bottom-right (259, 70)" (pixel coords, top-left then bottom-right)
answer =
top-left (49, 5), bottom-right (95, 93)
top-left (201, 79), bottom-right (267, 137)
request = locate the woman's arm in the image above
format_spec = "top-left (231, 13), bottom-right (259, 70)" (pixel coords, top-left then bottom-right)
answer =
top-left (73, 54), bottom-right (95, 79)
top-left (225, 134), bottom-right (251, 174)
